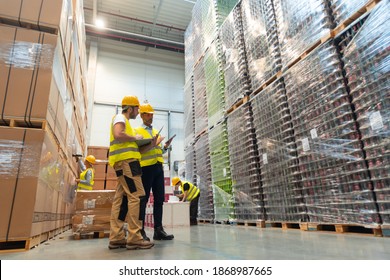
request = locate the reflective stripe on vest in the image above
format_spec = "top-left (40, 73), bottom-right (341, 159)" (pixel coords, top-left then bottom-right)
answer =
top-left (180, 181), bottom-right (200, 201)
top-left (135, 126), bottom-right (163, 167)
top-left (77, 168), bottom-right (94, 191)
top-left (109, 115), bottom-right (141, 167)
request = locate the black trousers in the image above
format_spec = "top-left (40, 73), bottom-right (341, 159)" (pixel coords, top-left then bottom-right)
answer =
top-left (139, 163), bottom-right (165, 229)
top-left (190, 193), bottom-right (200, 222)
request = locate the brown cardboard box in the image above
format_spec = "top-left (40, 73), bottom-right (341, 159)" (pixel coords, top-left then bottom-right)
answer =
top-left (0, 127), bottom-right (25, 240)
top-left (74, 190), bottom-right (115, 210)
top-left (93, 163), bottom-right (107, 180)
top-left (106, 165), bottom-right (117, 179)
top-left (105, 179), bottom-right (118, 190)
top-left (0, 0), bottom-right (22, 23)
top-left (87, 146), bottom-right (109, 160)
top-left (93, 179), bottom-right (105, 190)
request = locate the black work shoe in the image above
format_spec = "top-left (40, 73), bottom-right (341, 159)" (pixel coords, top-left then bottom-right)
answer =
top-left (153, 226), bottom-right (174, 240)
top-left (141, 229), bottom-right (150, 241)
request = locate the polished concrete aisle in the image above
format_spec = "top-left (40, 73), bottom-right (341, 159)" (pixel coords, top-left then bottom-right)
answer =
top-left (1, 224), bottom-right (390, 260)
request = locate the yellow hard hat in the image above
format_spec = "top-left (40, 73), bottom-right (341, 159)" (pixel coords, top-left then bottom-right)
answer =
top-left (172, 177), bottom-right (181, 186)
top-left (122, 95), bottom-right (140, 107)
top-left (85, 155), bottom-right (96, 165)
top-left (139, 103), bottom-right (154, 114)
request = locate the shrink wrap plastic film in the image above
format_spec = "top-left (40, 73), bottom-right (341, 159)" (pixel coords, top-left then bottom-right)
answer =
top-left (343, 0), bottom-right (390, 224)
top-left (241, 0), bottom-right (281, 92)
top-left (204, 40), bottom-right (226, 127)
top-left (330, 0), bottom-right (372, 26)
top-left (209, 121), bottom-right (234, 221)
top-left (284, 39), bottom-right (380, 225)
top-left (251, 78), bottom-right (306, 222)
top-left (273, 0), bottom-right (334, 68)
top-left (194, 133), bottom-right (214, 220)
top-left (227, 102), bottom-right (264, 221)
top-left (220, 3), bottom-right (251, 110)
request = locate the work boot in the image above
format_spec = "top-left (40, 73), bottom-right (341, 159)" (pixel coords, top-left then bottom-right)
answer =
top-left (108, 239), bottom-right (127, 249)
top-left (141, 228), bottom-right (150, 241)
top-left (126, 239), bottom-right (154, 250)
top-left (153, 226), bottom-right (174, 240)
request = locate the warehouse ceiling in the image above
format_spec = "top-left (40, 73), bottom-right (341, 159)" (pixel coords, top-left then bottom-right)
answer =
top-left (83, 0), bottom-right (196, 53)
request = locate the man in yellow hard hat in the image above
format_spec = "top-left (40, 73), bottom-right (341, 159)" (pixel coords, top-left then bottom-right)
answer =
top-left (107, 95), bottom-right (157, 250)
top-left (136, 103), bottom-right (174, 241)
top-left (172, 177), bottom-right (200, 225)
top-left (75, 155), bottom-right (96, 191)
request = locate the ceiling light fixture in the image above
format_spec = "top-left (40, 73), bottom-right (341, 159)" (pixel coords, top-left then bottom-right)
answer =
top-left (95, 18), bottom-right (105, 28)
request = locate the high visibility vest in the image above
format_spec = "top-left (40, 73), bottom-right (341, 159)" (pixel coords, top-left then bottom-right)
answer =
top-left (135, 126), bottom-right (164, 167)
top-left (180, 181), bottom-right (200, 201)
top-left (109, 115), bottom-right (141, 167)
top-left (77, 168), bottom-right (95, 191)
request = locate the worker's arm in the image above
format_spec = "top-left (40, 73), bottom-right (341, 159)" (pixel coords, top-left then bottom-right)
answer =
top-left (139, 135), bottom-right (165, 153)
top-left (113, 122), bottom-right (143, 142)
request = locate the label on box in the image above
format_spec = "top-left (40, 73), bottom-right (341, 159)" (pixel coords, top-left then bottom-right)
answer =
top-left (310, 128), bottom-right (318, 139)
top-left (82, 215), bottom-right (94, 225)
top-left (84, 199), bottom-right (96, 209)
top-left (262, 153), bottom-right (268, 165)
top-left (369, 111), bottom-right (384, 131)
top-left (302, 138), bottom-right (310, 152)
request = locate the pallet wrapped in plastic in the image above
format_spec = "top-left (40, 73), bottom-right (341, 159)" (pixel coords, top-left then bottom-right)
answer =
top-left (273, 0), bottom-right (334, 68)
top-left (220, 3), bottom-right (251, 110)
top-left (330, 0), bottom-right (373, 27)
top-left (204, 40), bottom-right (226, 128)
top-left (284, 39), bottom-right (380, 226)
top-left (193, 58), bottom-right (208, 135)
top-left (195, 133), bottom-right (214, 221)
top-left (241, 0), bottom-right (281, 92)
top-left (343, 0), bottom-right (390, 225)
top-left (227, 102), bottom-right (264, 221)
top-left (251, 78), bottom-right (305, 222)
top-left (184, 77), bottom-right (195, 145)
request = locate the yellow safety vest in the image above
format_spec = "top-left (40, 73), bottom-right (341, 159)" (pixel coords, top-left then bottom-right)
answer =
top-left (135, 126), bottom-right (164, 167)
top-left (180, 181), bottom-right (200, 201)
top-left (77, 168), bottom-right (95, 191)
top-left (109, 115), bottom-right (141, 167)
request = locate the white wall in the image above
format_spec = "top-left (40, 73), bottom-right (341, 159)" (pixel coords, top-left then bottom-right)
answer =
top-left (87, 40), bottom-right (185, 174)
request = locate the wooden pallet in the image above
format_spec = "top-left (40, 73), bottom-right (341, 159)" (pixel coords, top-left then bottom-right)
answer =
top-left (73, 231), bottom-right (110, 240)
top-left (226, 95), bottom-right (250, 115)
top-left (332, 0), bottom-right (382, 37)
top-left (251, 71), bottom-right (281, 97)
top-left (236, 220), bottom-right (266, 228)
top-left (304, 223), bottom-right (382, 237)
top-left (0, 118), bottom-right (47, 129)
top-left (198, 219), bottom-right (213, 224)
top-left (0, 226), bottom-right (70, 253)
top-left (266, 222), bottom-right (303, 230)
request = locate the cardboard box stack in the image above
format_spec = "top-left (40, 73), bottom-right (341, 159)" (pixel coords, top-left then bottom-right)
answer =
top-left (0, 0), bottom-right (88, 246)
top-left (72, 190), bottom-right (115, 234)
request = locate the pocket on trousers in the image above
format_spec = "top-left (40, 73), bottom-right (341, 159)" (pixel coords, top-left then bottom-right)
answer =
top-left (124, 176), bottom-right (137, 193)
top-left (129, 161), bottom-right (142, 176)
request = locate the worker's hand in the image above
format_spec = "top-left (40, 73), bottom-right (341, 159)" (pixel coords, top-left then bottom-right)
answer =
top-left (75, 179), bottom-right (80, 183)
top-left (156, 136), bottom-right (165, 146)
top-left (135, 134), bottom-right (144, 140)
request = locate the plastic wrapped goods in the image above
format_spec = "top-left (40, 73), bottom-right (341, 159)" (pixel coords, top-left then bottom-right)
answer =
top-left (241, 0), bottom-right (281, 92)
top-left (284, 40), bottom-right (380, 226)
top-left (343, 0), bottom-right (390, 225)
top-left (330, 0), bottom-right (373, 27)
top-left (220, 3), bottom-right (251, 110)
top-left (273, 0), bottom-right (334, 68)
top-left (195, 133), bottom-right (214, 221)
top-left (227, 102), bottom-right (264, 221)
top-left (251, 78), bottom-right (305, 222)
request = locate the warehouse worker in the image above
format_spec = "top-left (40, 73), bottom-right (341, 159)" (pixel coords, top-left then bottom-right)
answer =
top-left (108, 95), bottom-right (157, 250)
top-left (136, 103), bottom-right (174, 241)
top-left (75, 155), bottom-right (96, 191)
top-left (172, 177), bottom-right (200, 225)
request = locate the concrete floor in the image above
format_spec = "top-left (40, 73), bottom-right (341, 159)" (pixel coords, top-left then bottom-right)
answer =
top-left (1, 224), bottom-right (390, 260)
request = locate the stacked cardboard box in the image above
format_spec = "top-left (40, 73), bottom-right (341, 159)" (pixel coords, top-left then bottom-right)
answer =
top-left (0, 0), bottom-right (88, 244)
top-left (72, 190), bottom-right (115, 234)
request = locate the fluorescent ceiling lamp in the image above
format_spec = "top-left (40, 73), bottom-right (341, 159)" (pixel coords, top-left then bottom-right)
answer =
top-left (95, 18), bottom-right (105, 28)
top-left (184, 0), bottom-right (196, 3)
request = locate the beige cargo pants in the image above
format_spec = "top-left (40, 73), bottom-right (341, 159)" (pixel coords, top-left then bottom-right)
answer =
top-left (109, 159), bottom-right (145, 243)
